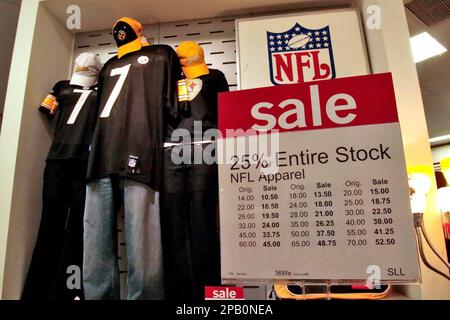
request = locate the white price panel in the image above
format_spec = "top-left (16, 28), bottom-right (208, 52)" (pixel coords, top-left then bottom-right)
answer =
top-left (217, 74), bottom-right (420, 283)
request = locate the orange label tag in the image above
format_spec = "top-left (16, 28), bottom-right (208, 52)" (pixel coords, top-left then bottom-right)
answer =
top-left (177, 79), bottom-right (189, 102)
top-left (41, 94), bottom-right (59, 114)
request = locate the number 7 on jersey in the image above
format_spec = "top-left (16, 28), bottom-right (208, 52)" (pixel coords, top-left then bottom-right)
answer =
top-left (67, 89), bottom-right (94, 124)
top-left (100, 64), bottom-right (131, 118)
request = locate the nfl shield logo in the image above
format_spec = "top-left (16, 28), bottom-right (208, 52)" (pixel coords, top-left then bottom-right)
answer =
top-left (267, 23), bottom-right (336, 85)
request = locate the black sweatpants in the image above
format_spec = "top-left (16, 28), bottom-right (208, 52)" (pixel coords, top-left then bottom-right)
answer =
top-left (22, 160), bottom-right (87, 300)
top-left (161, 144), bottom-right (221, 300)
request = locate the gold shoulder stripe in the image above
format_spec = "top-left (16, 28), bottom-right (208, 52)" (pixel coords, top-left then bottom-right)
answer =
top-left (41, 94), bottom-right (59, 115)
top-left (177, 79), bottom-right (189, 102)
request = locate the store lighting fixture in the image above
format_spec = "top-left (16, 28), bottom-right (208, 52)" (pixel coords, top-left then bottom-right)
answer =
top-left (437, 187), bottom-right (450, 267)
top-left (410, 32), bottom-right (447, 63)
top-left (407, 165), bottom-right (450, 281)
top-left (437, 187), bottom-right (450, 214)
top-left (429, 134), bottom-right (450, 144)
top-left (407, 165), bottom-right (433, 213)
top-left (440, 157), bottom-right (450, 183)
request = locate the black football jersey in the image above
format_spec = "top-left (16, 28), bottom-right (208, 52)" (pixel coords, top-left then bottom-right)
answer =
top-left (39, 81), bottom-right (98, 160)
top-left (87, 45), bottom-right (184, 190)
top-left (167, 69), bottom-right (229, 142)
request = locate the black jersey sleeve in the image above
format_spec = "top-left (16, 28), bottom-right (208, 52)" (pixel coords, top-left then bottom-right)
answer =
top-left (164, 47), bottom-right (190, 120)
top-left (96, 56), bottom-right (115, 101)
top-left (39, 81), bottom-right (67, 119)
top-left (217, 70), bottom-right (230, 93)
top-left (95, 60), bottom-right (107, 115)
top-left (163, 46), bottom-right (190, 135)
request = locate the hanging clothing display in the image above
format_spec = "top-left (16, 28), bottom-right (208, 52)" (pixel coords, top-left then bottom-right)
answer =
top-left (22, 159), bottom-right (89, 300)
top-left (83, 176), bottom-right (163, 300)
top-left (22, 53), bottom-right (101, 300)
top-left (162, 41), bottom-right (229, 300)
top-left (83, 17), bottom-right (185, 300)
top-left (86, 24), bottom-right (183, 190)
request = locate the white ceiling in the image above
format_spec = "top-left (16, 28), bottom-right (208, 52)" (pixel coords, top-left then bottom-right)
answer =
top-left (42, 0), bottom-right (353, 32)
top-left (404, 2), bottom-right (450, 144)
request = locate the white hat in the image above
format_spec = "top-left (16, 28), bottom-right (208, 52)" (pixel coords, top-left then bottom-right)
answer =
top-left (70, 53), bottom-right (102, 87)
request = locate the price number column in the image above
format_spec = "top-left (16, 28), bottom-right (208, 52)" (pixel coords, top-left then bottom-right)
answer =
top-left (261, 186), bottom-right (282, 249)
top-left (370, 179), bottom-right (396, 247)
top-left (343, 180), bottom-right (369, 247)
top-left (289, 185), bottom-right (311, 249)
top-left (313, 183), bottom-right (336, 248)
top-left (237, 189), bottom-right (257, 249)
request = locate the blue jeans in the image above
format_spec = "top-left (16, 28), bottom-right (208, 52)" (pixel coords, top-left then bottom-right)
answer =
top-left (83, 177), bottom-right (163, 300)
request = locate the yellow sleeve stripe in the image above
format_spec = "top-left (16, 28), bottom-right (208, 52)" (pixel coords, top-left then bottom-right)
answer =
top-left (177, 79), bottom-right (189, 102)
top-left (40, 94), bottom-right (59, 114)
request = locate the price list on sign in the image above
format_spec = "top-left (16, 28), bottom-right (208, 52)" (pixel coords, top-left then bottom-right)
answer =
top-left (217, 74), bottom-right (420, 283)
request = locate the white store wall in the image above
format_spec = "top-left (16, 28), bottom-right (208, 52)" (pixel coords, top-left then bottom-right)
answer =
top-left (0, 1), bottom-right (73, 298)
top-left (357, 0), bottom-right (449, 300)
top-left (0, 0), bottom-right (21, 132)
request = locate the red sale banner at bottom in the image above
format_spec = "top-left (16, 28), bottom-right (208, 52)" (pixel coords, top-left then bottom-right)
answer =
top-left (205, 286), bottom-right (245, 300)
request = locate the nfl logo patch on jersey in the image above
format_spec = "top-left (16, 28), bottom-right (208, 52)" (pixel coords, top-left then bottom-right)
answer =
top-left (128, 155), bottom-right (138, 168)
top-left (138, 56), bottom-right (149, 65)
top-left (267, 23), bottom-right (336, 85)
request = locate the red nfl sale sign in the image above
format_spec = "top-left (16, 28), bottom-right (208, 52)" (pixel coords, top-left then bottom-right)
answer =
top-left (217, 73), bottom-right (420, 284)
top-left (219, 73), bottom-right (398, 136)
